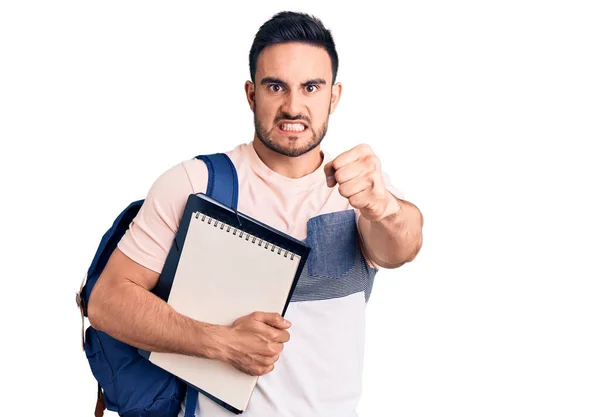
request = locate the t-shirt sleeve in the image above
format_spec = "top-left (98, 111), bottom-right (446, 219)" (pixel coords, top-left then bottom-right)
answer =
top-left (355, 171), bottom-right (405, 269)
top-left (117, 160), bottom-right (208, 274)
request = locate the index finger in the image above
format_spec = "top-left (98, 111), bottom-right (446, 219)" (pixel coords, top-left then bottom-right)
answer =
top-left (325, 146), bottom-right (364, 188)
top-left (331, 144), bottom-right (369, 171)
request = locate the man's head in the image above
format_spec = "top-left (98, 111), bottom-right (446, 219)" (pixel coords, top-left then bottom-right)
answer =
top-left (245, 11), bottom-right (342, 158)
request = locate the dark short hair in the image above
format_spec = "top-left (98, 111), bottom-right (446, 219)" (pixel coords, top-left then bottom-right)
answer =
top-left (249, 11), bottom-right (339, 84)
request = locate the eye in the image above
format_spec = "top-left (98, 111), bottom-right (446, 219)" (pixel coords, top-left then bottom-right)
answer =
top-left (306, 85), bottom-right (319, 93)
top-left (268, 84), bottom-right (283, 93)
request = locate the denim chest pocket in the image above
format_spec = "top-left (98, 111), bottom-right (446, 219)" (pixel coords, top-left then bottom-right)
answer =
top-left (305, 210), bottom-right (358, 278)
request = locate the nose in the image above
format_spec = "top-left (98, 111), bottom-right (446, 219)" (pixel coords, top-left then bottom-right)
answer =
top-left (280, 89), bottom-right (304, 117)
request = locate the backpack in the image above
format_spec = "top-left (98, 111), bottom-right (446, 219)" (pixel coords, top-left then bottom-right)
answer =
top-left (76, 153), bottom-right (239, 417)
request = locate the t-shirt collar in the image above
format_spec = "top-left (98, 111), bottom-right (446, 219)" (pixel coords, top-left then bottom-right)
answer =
top-left (246, 141), bottom-right (331, 191)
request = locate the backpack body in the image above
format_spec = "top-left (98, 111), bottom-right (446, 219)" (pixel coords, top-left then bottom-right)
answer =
top-left (77, 153), bottom-right (239, 417)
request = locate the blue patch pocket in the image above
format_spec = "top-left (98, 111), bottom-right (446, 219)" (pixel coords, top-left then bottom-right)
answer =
top-left (305, 210), bottom-right (357, 278)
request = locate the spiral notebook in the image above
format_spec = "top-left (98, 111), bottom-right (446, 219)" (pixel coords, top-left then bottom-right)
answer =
top-left (141, 192), bottom-right (310, 414)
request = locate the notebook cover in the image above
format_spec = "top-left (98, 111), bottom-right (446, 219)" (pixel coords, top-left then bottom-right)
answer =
top-left (140, 192), bottom-right (310, 413)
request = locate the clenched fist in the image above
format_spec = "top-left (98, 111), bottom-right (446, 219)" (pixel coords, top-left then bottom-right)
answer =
top-left (221, 311), bottom-right (291, 376)
top-left (324, 144), bottom-right (393, 222)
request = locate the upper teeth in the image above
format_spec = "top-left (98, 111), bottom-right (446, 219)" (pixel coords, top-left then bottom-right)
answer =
top-left (281, 123), bottom-right (305, 132)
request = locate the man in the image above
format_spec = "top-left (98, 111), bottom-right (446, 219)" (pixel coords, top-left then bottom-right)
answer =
top-left (88, 11), bottom-right (423, 417)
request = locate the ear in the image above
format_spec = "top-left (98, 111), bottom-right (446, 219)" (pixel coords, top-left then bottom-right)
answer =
top-left (245, 80), bottom-right (255, 112)
top-left (329, 82), bottom-right (343, 114)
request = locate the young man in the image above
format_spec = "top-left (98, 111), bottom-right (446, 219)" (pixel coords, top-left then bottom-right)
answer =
top-left (88, 11), bottom-right (423, 417)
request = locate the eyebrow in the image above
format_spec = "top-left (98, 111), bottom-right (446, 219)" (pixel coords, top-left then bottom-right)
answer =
top-left (260, 77), bottom-right (327, 88)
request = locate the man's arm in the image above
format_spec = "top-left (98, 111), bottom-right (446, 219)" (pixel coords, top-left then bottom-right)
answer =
top-left (357, 192), bottom-right (423, 269)
top-left (87, 248), bottom-right (292, 376)
top-left (324, 143), bottom-right (424, 269)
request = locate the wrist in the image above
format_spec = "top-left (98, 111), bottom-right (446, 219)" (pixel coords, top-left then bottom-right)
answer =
top-left (381, 192), bottom-right (402, 220)
top-left (363, 192), bottom-right (402, 223)
top-left (195, 323), bottom-right (231, 361)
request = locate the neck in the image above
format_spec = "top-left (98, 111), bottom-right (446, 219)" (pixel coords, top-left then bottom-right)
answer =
top-left (252, 137), bottom-right (323, 179)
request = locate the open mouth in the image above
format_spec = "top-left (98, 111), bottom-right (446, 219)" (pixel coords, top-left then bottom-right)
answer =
top-left (278, 121), bottom-right (308, 133)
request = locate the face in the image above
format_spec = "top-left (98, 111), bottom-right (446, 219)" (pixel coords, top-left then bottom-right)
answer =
top-left (245, 42), bottom-right (342, 157)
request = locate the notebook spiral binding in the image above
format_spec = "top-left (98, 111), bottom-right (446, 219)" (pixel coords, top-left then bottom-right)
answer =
top-left (193, 211), bottom-right (295, 261)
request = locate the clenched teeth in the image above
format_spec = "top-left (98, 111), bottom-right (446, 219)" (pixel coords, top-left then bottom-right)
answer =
top-left (280, 123), bottom-right (306, 132)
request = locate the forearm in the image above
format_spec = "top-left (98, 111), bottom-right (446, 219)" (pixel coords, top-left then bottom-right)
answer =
top-left (88, 279), bottom-right (227, 360)
top-left (359, 192), bottom-right (423, 268)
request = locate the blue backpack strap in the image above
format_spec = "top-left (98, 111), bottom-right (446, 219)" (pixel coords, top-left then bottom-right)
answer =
top-left (195, 153), bottom-right (239, 211)
top-left (184, 385), bottom-right (197, 417)
top-left (185, 153), bottom-right (238, 417)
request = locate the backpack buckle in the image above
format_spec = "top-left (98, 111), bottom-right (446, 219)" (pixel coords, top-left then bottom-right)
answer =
top-left (75, 291), bottom-right (87, 315)
top-left (77, 273), bottom-right (88, 350)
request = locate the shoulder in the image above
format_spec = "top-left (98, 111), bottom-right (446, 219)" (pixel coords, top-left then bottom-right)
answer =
top-left (147, 145), bottom-right (249, 215)
top-left (180, 144), bottom-right (250, 192)
top-left (125, 159), bottom-right (204, 246)
top-left (158, 144), bottom-right (247, 194)
top-left (146, 159), bottom-right (204, 210)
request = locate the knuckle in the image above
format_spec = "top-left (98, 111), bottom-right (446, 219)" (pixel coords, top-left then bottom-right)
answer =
top-left (359, 143), bottom-right (372, 153)
top-left (259, 365), bottom-right (272, 375)
top-left (266, 342), bottom-right (277, 355)
top-left (259, 345), bottom-right (270, 357)
top-left (366, 154), bottom-right (379, 169)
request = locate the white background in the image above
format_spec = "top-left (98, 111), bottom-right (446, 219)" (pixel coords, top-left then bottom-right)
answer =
top-left (1, 1), bottom-right (599, 416)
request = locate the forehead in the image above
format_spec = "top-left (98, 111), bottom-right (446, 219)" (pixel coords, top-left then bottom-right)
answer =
top-left (256, 42), bottom-right (332, 84)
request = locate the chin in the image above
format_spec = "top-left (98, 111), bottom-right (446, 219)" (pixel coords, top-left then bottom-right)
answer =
top-left (262, 135), bottom-right (320, 158)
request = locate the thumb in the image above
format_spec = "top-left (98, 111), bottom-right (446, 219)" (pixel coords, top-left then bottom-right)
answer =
top-left (324, 162), bottom-right (336, 188)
